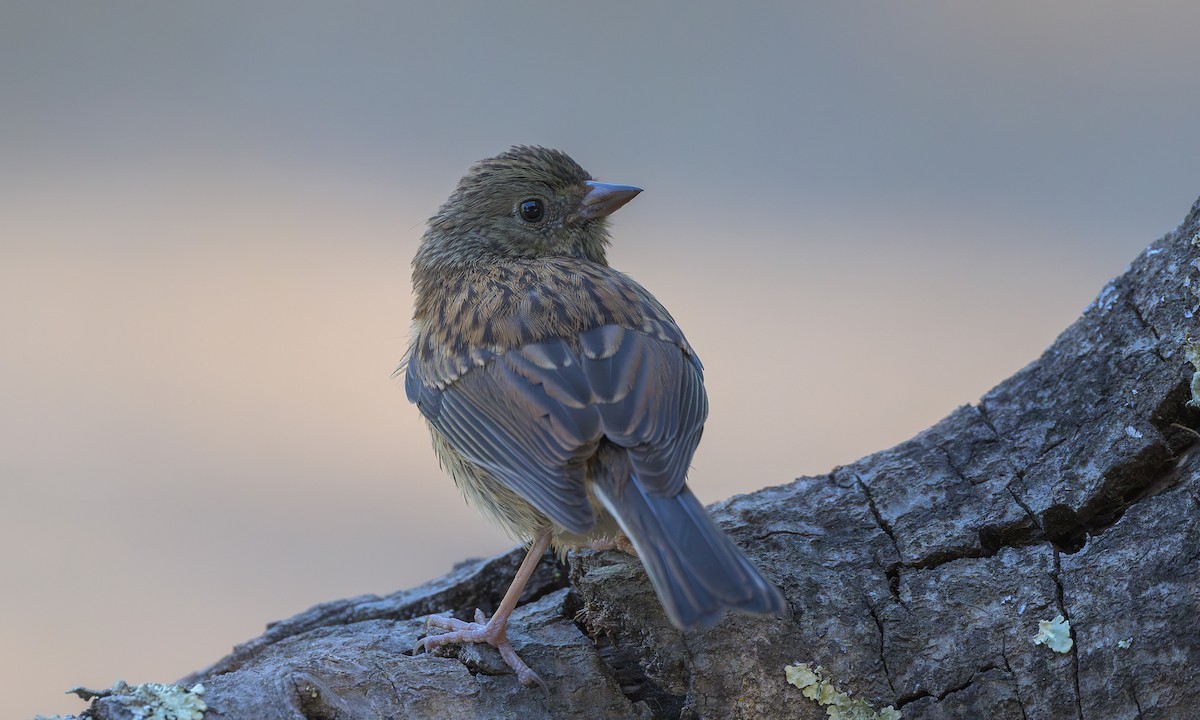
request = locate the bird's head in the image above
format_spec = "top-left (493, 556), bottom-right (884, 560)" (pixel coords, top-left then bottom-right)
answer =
top-left (416, 146), bottom-right (641, 270)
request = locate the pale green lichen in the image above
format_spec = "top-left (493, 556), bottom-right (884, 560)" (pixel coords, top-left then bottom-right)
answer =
top-left (121, 681), bottom-right (206, 720)
top-left (71, 681), bottom-right (207, 720)
top-left (785, 662), bottom-right (901, 720)
top-left (1033, 615), bottom-right (1074, 653)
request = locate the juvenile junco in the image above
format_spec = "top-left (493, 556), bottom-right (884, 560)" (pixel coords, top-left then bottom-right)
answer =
top-left (401, 146), bottom-right (787, 687)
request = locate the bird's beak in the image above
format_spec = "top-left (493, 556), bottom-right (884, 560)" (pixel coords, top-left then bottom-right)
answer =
top-left (578, 181), bottom-right (642, 220)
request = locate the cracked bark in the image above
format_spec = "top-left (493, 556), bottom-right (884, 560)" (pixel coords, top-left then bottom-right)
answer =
top-left (65, 198), bottom-right (1200, 720)
top-left (1051, 549), bottom-right (1085, 720)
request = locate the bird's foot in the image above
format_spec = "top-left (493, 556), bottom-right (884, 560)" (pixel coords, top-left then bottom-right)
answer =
top-left (586, 533), bottom-right (637, 557)
top-left (418, 609), bottom-right (545, 690)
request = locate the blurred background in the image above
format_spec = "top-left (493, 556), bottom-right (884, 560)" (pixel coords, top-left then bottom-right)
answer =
top-left (3, 2), bottom-right (1197, 717)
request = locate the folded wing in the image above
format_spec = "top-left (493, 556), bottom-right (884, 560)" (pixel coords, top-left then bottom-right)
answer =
top-left (405, 324), bottom-right (707, 534)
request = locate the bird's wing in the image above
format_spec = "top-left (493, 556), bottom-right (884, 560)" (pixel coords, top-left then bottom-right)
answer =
top-left (405, 324), bottom-right (707, 535)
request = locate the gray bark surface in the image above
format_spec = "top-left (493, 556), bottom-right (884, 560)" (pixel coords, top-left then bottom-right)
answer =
top-left (80, 198), bottom-right (1200, 720)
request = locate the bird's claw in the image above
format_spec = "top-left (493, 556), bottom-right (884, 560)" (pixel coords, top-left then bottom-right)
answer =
top-left (416, 610), bottom-right (545, 690)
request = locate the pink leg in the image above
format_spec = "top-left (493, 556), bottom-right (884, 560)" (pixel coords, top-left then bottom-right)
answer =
top-left (418, 529), bottom-right (553, 688)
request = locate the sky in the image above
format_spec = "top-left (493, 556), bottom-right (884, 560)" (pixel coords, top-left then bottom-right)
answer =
top-left (3, 3), bottom-right (1199, 717)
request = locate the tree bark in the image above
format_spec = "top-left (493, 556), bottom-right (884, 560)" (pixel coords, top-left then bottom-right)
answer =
top-left (82, 198), bottom-right (1200, 720)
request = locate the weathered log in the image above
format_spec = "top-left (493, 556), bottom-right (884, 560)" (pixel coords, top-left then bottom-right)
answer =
top-left (73, 197), bottom-right (1200, 720)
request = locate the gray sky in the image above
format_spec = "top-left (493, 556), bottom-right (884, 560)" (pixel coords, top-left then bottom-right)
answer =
top-left (4, 3), bottom-right (1198, 717)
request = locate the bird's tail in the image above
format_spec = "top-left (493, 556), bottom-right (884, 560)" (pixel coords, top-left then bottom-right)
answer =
top-left (590, 447), bottom-right (788, 629)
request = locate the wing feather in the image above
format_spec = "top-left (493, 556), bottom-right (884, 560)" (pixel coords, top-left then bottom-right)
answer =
top-left (406, 324), bottom-right (708, 533)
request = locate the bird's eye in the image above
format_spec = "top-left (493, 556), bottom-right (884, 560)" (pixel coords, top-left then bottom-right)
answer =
top-left (519, 199), bottom-right (545, 223)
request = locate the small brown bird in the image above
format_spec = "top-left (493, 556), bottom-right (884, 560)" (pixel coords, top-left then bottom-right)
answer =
top-left (401, 146), bottom-right (787, 687)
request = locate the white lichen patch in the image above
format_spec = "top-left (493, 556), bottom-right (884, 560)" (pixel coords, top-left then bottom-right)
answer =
top-left (1032, 615), bottom-right (1074, 653)
top-left (1087, 282), bottom-right (1120, 315)
top-left (1185, 339), bottom-right (1200, 409)
top-left (785, 662), bottom-right (901, 720)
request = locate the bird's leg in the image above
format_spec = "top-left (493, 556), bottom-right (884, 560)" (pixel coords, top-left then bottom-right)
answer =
top-left (418, 528), bottom-right (553, 688)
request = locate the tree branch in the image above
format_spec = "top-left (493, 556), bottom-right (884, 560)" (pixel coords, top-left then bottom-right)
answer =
top-left (69, 197), bottom-right (1200, 720)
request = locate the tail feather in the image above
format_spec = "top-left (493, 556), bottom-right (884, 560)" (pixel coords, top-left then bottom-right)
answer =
top-left (592, 450), bottom-right (788, 629)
